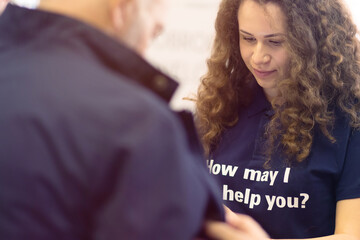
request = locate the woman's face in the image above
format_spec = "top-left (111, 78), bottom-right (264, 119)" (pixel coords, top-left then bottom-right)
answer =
top-left (238, 0), bottom-right (290, 101)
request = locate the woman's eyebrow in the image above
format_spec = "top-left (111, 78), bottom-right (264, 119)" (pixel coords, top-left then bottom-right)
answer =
top-left (239, 29), bottom-right (285, 38)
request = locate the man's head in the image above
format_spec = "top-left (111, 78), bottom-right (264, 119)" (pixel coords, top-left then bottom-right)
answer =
top-left (38, 0), bottom-right (168, 56)
top-left (111, 0), bottom-right (167, 55)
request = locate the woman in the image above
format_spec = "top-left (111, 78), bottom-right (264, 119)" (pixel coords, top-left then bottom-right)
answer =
top-left (196, 0), bottom-right (360, 239)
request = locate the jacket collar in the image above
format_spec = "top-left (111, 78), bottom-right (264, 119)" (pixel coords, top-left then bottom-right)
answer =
top-left (0, 4), bottom-right (178, 103)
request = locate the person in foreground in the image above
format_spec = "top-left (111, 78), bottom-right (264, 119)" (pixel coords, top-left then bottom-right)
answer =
top-left (196, 0), bottom-right (360, 239)
top-left (0, 0), bottom-right (268, 239)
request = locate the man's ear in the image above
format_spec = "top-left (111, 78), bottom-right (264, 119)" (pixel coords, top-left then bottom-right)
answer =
top-left (109, 0), bottom-right (136, 34)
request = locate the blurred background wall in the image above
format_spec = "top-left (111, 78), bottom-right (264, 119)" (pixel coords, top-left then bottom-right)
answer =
top-left (8, 0), bottom-right (360, 111)
top-left (146, 0), bottom-right (219, 111)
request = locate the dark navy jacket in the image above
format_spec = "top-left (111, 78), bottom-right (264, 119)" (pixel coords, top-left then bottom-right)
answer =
top-left (0, 5), bottom-right (223, 240)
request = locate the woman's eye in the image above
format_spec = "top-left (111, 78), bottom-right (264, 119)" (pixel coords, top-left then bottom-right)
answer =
top-left (242, 36), bottom-right (256, 42)
top-left (269, 40), bottom-right (283, 46)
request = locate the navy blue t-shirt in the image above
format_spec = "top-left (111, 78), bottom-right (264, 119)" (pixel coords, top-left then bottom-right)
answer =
top-left (209, 84), bottom-right (360, 239)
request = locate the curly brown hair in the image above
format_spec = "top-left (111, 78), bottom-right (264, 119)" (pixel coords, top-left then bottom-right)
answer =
top-left (196, 0), bottom-right (360, 166)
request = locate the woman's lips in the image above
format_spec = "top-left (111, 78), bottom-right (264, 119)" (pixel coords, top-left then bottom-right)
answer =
top-left (253, 68), bottom-right (277, 78)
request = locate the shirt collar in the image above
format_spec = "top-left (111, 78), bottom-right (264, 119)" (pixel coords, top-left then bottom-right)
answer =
top-left (246, 83), bottom-right (273, 118)
top-left (0, 5), bottom-right (178, 103)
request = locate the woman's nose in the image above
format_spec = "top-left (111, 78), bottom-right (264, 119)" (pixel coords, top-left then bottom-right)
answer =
top-left (252, 44), bottom-right (271, 65)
